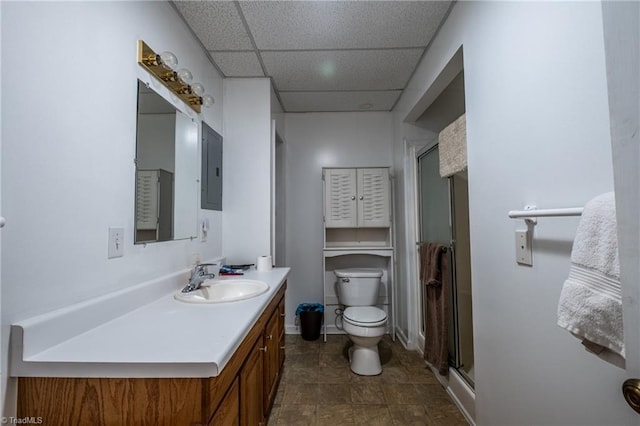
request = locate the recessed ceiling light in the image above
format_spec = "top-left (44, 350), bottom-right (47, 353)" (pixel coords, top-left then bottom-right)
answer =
top-left (320, 61), bottom-right (335, 78)
top-left (358, 103), bottom-right (373, 110)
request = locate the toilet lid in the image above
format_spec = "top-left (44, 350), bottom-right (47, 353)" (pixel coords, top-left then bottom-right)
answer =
top-left (343, 306), bottom-right (387, 326)
top-left (334, 268), bottom-right (383, 278)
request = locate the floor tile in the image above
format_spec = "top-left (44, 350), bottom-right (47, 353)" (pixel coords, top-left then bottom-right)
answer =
top-left (276, 404), bottom-right (316, 426)
top-left (286, 352), bottom-right (320, 368)
top-left (316, 366), bottom-right (352, 384)
top-left (282, 383), bottom-right (319, 405)
top-left (316, 404), bottom-right (354, 425)
top-left (282, 365), bottom-right (319, 384)
top-left (350, 383), bottom-right (385, 404)
top-left (268, 334), bottom-right (468, 425)
top-left (426, 403), bottom-right (469, 426)
top-left (317, 383), bottom-right (352, 405)
top-left (319, 351), bottom-right (348, 367)
top-left (389, 404), bottom-right (432, 425)
top-left (382, 383), bottom-right (424, 405)
top-left (352, 404), bottom-right (393, 425)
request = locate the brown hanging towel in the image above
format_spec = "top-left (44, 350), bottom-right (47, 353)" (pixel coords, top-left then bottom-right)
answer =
top-left (420, 242), bottom-right (449, 375)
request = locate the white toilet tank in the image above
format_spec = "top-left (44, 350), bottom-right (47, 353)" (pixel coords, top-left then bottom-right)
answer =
top-left (334, 268), bottom-right (383, 306)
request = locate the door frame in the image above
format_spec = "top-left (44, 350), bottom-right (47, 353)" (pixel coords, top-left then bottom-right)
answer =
top-left (403, 137), bottom-right (438, 348)
top-left (601, 1), bottom-right (640, 380)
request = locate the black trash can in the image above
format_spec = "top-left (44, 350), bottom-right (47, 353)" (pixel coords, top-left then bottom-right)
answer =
top-left (296, 303), bottom-right (324, 341)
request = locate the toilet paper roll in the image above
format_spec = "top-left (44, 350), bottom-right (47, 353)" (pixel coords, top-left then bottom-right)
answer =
top-left (257, 255), bottom-right (273, 271)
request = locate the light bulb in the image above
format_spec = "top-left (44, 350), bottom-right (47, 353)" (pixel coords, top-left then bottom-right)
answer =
top-left (176, 68), bottom-right (193, 85)
top-left (191, 83), bottom-right (205, 97)
top-left (159, 51), bottom-right (178, 70)
top-left (202, 94), bottom-right (215, 107)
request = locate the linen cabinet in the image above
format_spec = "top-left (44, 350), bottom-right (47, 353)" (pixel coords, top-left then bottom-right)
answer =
top-left (322, 167), bottom-right (395, 341)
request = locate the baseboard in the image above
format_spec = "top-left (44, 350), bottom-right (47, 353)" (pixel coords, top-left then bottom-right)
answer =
top-left (416, 347), bottom-right (475, 425)
top-left (285, 325), bottom-right (299, 335)
top-left (285, 324), bottom-right (346, 335)
top-left (447, 369), bottom-right (476, 425)
top-left (395, 327), bottom-right (410, 349)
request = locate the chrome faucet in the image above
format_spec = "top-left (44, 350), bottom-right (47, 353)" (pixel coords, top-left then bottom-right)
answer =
top-left (181, 263), bottom-right (217, 293)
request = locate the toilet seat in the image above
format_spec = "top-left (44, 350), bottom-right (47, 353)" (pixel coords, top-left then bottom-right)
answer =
top-left (343, 306), bottom-right (387, 327)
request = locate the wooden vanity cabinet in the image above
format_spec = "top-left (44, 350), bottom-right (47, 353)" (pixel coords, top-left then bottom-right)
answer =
top-left (263, 308), bottom-right (280, 414)
top-left (210, 377), bottom-right (240, 426)
top-left (240, 338), bottom-right (264, 426)
top-left (278, 297), bottom-right (286, 369)
top-left (17, 282), bottom-right (287, 426)
top-left (208, 283), bottom-right (286, 425)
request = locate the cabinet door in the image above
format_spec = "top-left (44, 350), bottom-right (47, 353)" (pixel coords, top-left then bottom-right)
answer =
top-left (263, 309), bottom-right (280, 412)
top-left (357, 168), bottom-right (390, 227)
top-left (278, 297), bottom-right (285, 369)
top-left (240, 339), bottom-right (264, 426)
top-left (210, 377), bottom-right (239, 426)
top-left (201, 122), bottom-right (223, 211)
top-left (324, 168), bottom-right (357, 228)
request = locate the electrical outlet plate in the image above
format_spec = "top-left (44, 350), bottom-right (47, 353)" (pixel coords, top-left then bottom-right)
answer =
top-left (515, 229), bottom-right (532, 266)
top-left (108, 227), bottom-right (124, 259)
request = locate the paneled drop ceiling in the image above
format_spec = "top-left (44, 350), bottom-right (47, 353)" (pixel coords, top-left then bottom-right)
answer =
top-left (173, 1), bottom-right (453, 113)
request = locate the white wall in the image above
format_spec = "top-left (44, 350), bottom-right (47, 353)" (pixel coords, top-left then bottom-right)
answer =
top-left (393, 1), bottom-right (636, 424)
top-left (0, 1), bottom-right (223, 415)
top-left (136, 114), bottom-right (176, 172)
top-left (222, 79), bottom-right (272, 264)
top-left (282, 112), bottom-right (393, 326)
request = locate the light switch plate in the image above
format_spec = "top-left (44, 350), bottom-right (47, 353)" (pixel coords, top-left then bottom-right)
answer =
top-left (515, 230), bottom-right (532, 266)
top-left (108, 227), bottom-right (124, 259)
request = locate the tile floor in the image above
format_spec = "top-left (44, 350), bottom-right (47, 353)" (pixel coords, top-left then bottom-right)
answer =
top-left (267, 334), bottom-right (469, 425)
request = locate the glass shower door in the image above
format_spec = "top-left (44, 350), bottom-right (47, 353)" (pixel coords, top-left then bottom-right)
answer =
top-left (417, 145), bottom-right (474, 387)
top-left (417, 146), bottom-right (454, 362)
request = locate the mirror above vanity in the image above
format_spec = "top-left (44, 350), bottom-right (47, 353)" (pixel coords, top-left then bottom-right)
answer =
top-left (134, 80), bottom-right (199, 244)
top-left (134, 40), bottom-right (221, 244)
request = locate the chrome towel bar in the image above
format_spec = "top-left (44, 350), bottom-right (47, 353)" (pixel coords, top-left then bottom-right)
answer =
top-left (508, 207), bottom-right (584, 218)
top-left (508, 205), bottom-right (583, 225)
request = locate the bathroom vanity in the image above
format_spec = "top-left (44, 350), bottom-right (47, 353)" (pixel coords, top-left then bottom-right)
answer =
top-left (12, 268), bottom-right (289, 426)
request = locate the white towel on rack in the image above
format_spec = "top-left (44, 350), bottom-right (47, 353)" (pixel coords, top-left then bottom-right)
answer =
top-left (557, 192), bottom-right (624, 358)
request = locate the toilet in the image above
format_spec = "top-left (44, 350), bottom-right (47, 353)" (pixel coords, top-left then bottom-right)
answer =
top-left (334, 268), bottom-right (387, 376)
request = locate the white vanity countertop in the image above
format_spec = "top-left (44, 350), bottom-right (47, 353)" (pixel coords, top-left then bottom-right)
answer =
top-left (11, 267), bottom-right (290, 378)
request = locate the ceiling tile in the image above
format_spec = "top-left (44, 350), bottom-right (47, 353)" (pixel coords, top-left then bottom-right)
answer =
top-left (280, 91), bottom-right (401, 112)
top-left (174, 1), bottom-right (252, 50)
top-left (210, 52), bottom-right (264, 77)
top-left (239, 1), bottom-right (452, 50)
top-left (262, 49), bottom-right (423, 91)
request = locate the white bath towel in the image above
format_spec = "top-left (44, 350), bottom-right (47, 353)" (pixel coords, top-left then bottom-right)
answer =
top-left (557, 192), bottom-right (624, 358)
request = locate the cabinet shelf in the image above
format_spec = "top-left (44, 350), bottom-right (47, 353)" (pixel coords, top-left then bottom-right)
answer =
top-left (323, 247), bottom-right (393, 256)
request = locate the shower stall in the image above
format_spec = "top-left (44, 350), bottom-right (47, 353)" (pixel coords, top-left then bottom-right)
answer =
top-left (417, 144), bottom-right (474, 387)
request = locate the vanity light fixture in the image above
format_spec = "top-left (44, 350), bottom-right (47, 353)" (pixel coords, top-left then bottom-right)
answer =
top-left (137, 40), bottom-right (214, 113)
top-left (160, 68), bottom-right (193, 85)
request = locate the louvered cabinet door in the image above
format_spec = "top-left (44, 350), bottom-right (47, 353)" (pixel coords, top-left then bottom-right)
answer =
top-left (357, 168), bottom-right (390, 228)
top-left (324, 168), bottom-right (358, 228)
top-left (136, 170), bottom-right (159, 231)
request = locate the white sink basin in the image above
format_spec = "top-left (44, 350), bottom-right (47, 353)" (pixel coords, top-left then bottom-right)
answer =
top-left (174, 279), bottom-right (269, 304)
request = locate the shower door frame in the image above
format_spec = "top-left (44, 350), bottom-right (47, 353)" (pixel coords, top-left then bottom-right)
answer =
top-left (414, 143), bottom-right (473, 388)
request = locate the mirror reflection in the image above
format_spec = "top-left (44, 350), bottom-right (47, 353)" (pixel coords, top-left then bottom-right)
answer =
top-left (135, 80), bottom-right (198, 244)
